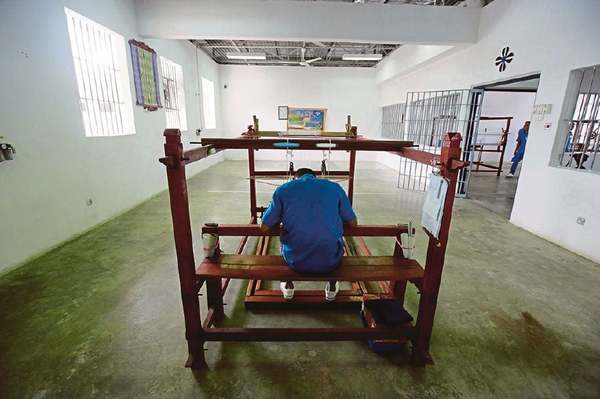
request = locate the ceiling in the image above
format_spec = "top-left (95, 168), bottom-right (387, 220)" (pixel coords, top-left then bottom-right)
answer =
top-left (191, 0), bottom-right (494, 67)
top-left (283, 0), bottom-right (493, 6)
top-left (192, 40), bottom-right (401, 67)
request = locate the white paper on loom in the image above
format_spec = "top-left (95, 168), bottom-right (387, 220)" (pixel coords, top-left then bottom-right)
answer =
top-left (421, 173), bottom-right (448, 239)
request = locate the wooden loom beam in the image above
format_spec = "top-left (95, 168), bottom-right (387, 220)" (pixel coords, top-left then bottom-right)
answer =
top-left (162, 129), bottom-right (206, 369)
top-left (411, 132), bottom-right (462, 365)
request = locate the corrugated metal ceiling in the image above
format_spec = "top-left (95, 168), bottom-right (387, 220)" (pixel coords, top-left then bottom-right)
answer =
top-left (191, 40), bottom-right (400, 67)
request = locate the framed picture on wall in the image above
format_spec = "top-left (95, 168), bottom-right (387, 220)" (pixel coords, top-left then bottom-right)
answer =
top-left (287, 108), bottom-right (326, 131)
top-left (129, 39), bottom-right (161, 111)
top-left (278, 106), bottom-right (288, 120)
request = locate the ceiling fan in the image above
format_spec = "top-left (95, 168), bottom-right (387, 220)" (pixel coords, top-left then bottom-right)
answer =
top-left (298, 47), bottom-right (321, 67)
top-left (276, 43), bottom-right (322, 66)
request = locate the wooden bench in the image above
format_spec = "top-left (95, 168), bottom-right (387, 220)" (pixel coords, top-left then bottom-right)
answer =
top-left (197, 255), bottom-right (424, 281)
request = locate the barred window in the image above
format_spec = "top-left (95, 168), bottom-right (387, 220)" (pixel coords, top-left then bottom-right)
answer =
top-left (64, 8), bottom-right (135, 137)
top-left (556, 65), bottom-right (600, 172)
top-left (381, 103), bottom-right (405, 139)
top-left (160, 57), bottom-right (187, 131)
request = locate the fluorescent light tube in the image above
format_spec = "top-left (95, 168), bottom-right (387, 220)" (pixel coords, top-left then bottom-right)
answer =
top-left (226, 52), bottom-right (266, 60)
top-left (342, 54), bottom-right (383, 61)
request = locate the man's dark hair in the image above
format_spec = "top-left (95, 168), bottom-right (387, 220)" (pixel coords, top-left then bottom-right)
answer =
top-left (295, 168), bottom-right (316, 178)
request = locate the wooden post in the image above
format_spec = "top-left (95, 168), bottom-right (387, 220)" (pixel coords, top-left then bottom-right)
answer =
top-left (161, 129), bottom-right (206, 369)
top-left (248, 148), bottom-right (257, 220)
top-left (348, 150), bottom-right (356, 205)
top-left (497, 118), bottom-right (511, 176)
top-left (412, 132), bottom-right (462, 366)
top-left (347, 123), bottom-right (357, 205)
top-left (206, 278), bottom-right (225, 321)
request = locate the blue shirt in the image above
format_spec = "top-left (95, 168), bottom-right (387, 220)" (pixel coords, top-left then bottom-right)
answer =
top-left (262, 174), bottom-right (357, 273)
top-left (512, 128), bottom-right (528, 162)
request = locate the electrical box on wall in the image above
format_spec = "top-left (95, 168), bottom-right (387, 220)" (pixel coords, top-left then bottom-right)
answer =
top-left (0, 137), bottom-right (16, 162)
top-left (532, 103), bottom-right (552, 121)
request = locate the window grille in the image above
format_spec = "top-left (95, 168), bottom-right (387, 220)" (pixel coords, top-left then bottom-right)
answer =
top-left (557, 65), bottom-right (600, 172)
top-left (64, 8), bottom-right (135, 137)
top-left (381, 103), bottom-right (405, 138)
top-left (201, 78), bottom-right (217, 130)
top-left (398, 89), bottom-right (483, 194)
top-left (160, 57), bottom-right (187, 131)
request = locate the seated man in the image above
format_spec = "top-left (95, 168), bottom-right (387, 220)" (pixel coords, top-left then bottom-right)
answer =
top-left (261, 168), bottom-right (358, 301)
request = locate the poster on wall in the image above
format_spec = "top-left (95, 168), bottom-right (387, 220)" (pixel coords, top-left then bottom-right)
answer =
top-left (278, 106), bottom-right (288, 120)
top-left (129, 39), bottom-right (161, 111)
top-left (287, 108), bottom-right (326, 131)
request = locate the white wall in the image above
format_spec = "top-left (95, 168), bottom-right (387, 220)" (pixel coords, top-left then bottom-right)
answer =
top-left (478, 91), bottom-right (536, 161)
top-left (376, 44), bottom-right (455, 85)
top-left (377, 0), bottom-right (600, 262)
top-left (0, 0), bottom-right (223, 272)
top-left (135, 0), bottom-right (480, 45)
top-left (219, 65), bottom-right (380, 162)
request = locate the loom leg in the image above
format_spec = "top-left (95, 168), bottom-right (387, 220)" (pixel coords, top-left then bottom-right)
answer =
top-left (392, 281), bottom-right (407, 306)
top-left (185, 339), bottom-right (208, 370)
top-left (411, 244), bottom-right (442, 366)
top-left (411, 296), bottom-right (435, 366)
top-left (206, 278), bottom-right (225, 322)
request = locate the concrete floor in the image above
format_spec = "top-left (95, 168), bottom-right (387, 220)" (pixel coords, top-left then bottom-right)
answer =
top-left (467, 165), bottom-right (519, 219)
top-left (1, 160), bottom-right (599, 398)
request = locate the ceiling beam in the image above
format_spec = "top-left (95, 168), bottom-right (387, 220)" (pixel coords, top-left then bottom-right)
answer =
top-left (135, 0), bottom-right (480, 45)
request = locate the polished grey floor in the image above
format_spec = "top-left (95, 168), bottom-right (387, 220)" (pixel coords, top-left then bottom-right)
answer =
top-left (1, 161), bottom-right (599, 398)
top-left (467, 164), bottom-right (519, 218)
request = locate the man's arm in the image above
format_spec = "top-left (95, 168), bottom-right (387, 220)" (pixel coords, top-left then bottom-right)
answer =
top-left (338, 185), bottom-right (358, 225)
top-left (514, 128), bottom-right (524, 155)
top-left (345, 218), bottom-right (358, 227)
top-left (259, 223), bottom-right (272, 233)
top-left (261, 189), bottom-right (283, 232)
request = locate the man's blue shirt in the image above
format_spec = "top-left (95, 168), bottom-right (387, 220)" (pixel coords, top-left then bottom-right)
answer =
top-left (262, 174), bottom-right (357, 273)
top-left (512, 127), bottom-right (528, 162)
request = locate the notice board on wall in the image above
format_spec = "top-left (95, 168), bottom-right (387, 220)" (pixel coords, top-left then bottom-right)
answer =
top-left (287, 108), bottom-right (326, 131)
top-left (129, 39), bottom-right (161, 111)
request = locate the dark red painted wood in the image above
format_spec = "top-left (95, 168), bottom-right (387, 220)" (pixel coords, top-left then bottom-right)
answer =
top-left (412, 132), bottom-right (463, 366)
top-left (197, 255), bottom-right (424, 282)
top-left (161, 127), bottom-right (466, 369)
top-left (348, 150), bottom-right (357, 204)
top-left (202, 326), bottom-right (413, 342)
top-left (201, 224), bottom-right (409, 237)
top-left (162, 129), bottom-right (206, 369)
top-left (200, 137), bottom-right (413, 151)
top-left (248, 148), bottom-right (257, 219)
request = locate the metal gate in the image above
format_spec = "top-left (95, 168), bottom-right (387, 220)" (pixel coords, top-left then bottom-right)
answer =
top-left (394, 89), bottom-right (484, 197)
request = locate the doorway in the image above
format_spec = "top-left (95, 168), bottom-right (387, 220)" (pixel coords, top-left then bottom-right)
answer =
top-left (467, 74), bottom-right (540, 218)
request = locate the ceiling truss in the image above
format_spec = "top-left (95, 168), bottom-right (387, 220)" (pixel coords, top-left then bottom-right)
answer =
top-left (191, 40), bottom-right (401, 67)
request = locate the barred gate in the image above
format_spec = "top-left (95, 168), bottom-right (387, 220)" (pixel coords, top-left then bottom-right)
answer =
top-left (383, 89), bottom-right (484, 197)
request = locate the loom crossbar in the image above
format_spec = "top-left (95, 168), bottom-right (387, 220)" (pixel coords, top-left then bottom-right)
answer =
top-left (197, 255), bottom-right (424, 282)
top-left (202, 224), bottom-right (410, 237)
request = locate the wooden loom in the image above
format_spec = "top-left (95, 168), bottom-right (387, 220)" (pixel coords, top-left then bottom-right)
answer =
top-left (159, 119), bottom-right (466, 369)
top-left (471, 116), bottom-right (513, 176)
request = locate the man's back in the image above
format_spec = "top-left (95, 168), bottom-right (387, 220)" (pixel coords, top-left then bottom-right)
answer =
top-left (262, 173), bottom-right (356, 273)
